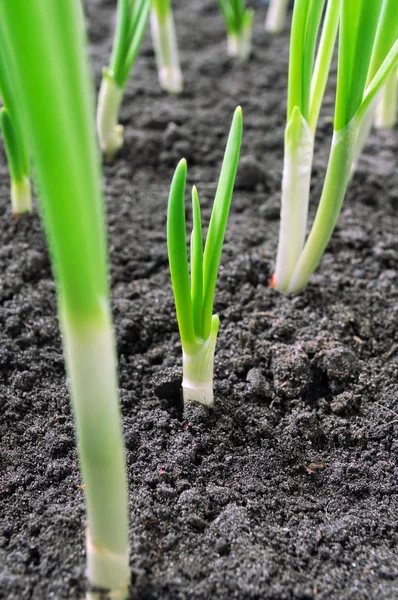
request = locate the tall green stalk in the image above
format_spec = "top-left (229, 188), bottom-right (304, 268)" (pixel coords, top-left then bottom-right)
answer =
top-left (0, 2), bottom-right (129, 598)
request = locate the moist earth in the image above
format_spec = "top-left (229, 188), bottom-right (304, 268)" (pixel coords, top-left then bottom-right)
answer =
top-left (1, 1), bottom-right (398, 599)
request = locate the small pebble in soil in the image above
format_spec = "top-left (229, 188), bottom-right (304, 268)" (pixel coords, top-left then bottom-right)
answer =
top-left (245, 367), bottom-right (272, 400)
top-left (314, 343), bottom-right (360, 394)
top-left (235, 155), bottom-right (266, 191)
top-left (271, 344), bottom-right (311, 399)
top-left (152, 366), bottom-right (182, 399)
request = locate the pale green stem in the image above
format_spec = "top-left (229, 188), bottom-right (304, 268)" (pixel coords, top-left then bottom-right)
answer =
top-left (351, 98), bottom-right (377, 172)
top-left (61, 307), bottom-right (129, 600)
top-left (286, 117), bottom-right (360, 294)
top-left (264, 0), bottom-right (289, 34)
top-left (374, 68), bottom-right (397, 129)
top-left (273, 109), bottom-right (314, 292)
top-left (182, 315), bottom-right (219, 407)
top-left (150, 6), bottom-right (183, 93)
top-left (96, 68), bottom-right (124, 159)
top-left (227, 19), bottom-right (253, 61)
top-left (11, 175), bottom-right (32, 216)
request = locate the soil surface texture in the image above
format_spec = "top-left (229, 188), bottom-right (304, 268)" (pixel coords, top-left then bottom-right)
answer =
top-left (1, 1), bottom-right (398, 599)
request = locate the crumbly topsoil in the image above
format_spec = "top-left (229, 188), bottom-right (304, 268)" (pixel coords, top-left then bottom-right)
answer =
top-left (1, 1), bottom-right (397, 599)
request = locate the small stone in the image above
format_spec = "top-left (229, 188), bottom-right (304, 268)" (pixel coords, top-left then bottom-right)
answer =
top-left (246, 368), bottom-right (272, 400)
top-left (152, 366), bottom-right (182, 399)
top-left (271, 344), bottom-right (311, 399)
top-left (314, 344), bottom-right (360, 394)
top-left (235, 155), bottom-right (266, 191)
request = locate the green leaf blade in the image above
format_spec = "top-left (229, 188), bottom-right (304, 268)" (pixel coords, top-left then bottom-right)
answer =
top-left (202, 106), bottom-right (243, 339)
top-left (167, 159), bottom-right (197, 350)
top-left (190, 186), bottom-right (204, 340)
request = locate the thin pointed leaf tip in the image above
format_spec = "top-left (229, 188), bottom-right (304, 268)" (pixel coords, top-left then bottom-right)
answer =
top-left (167, 107), bottom-right (243, 407)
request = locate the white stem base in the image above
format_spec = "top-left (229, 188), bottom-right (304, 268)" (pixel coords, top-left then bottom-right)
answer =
top-left (227, 27), bottom-right (252, 61)
top-left (182, 316), bottom-right (219, 407)
top-left (150, 8), bottom-right (183, 93)
top-left (97, 70), bottom-right (124, 159)
top-left (264, 0), bottom-right (289, 33)
top-left (62, 313), bottom-right (129, 599)
top-left (11, 176), bottom-right (32, 216)
top-left (273, 109), bottom-right (314, 292)
top-left (286, 120), bottom-right (359, 294)
top-left (85, 530), bottom-right (129, 600)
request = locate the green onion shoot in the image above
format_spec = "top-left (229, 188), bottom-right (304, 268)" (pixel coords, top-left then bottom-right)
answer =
top-left (217, 0), bottom-right (254, 61)
top-left (97, 0), bottom-right (150, 158)
top-left (273, 0), bottom-right (339, 292)
top-left (150, 0), bottom-right (183, 93)
top-left (0, 40), bottom-right (31, 216)
top-left (265, 0), bottom-right (289, 34)
top-left (0, 2), bottom-right (130, 598)
top-left (167, 107), bottom-right (243, 407)
top-left (274, 0), bottom-right (398, 294)
top-left (352, 0), bottom-right (398, 165)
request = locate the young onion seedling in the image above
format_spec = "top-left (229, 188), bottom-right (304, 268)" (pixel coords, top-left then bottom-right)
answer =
top-left (0, 40), bottom-right (31, 215)
top-left (97, 0), bottom-right (150, 158)
top-left (150, 0), bottom-right (183, 93)
top-left (264, 0), bottom-right (289, 34)
top-left (0, 2), bottom-right (130, 598)
top-left (278, 0), bottom-right (398, 294)
top-left (273, 0), bottom-right (339, 292)
top-left (217, 0), bottom-right (254, 61)
top-left (167, 107), bottom-right (242, 407)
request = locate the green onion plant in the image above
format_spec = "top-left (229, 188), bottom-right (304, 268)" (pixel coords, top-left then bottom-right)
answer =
top-left (273, 0), bottom-right (339, 291)
top-left (265, 0), bottom-right (289, 34)
top-left (0, 2), bottom-right (130, 598)
top-left (150, 0), bottom-right (183, 93)
top-left (217, 0), bottom-right (254, 61)
top-left (167, 107), bottom-right (242, 407)
top-left (97, 0), bottom-right (150, 158)
top-left (274, 0), bottom-right (398, 294)
top-left (352, 0), bottom-right (398, 167)
top-left (0, 40), bottom-right (31, 215)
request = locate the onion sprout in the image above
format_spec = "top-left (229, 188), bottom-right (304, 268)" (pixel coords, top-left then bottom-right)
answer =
top-left (275, 0), bottom-right (398, 294)
top-left (0, 2), bottom-right (130, 598)
top-left (97, 0), bottom-right (150, 158)
top-left (167, 107), bottom-right (243, 407)
top-left (273, 0), bottom-right (339, 292)
top-left (217, 0), bottom-right (254, 61)
top-left (150, 0), bottom-right (183, 93)
top-left (265, 0), bottom-right (289, 34)
top-left (0, 40), bottom-right (31, 215)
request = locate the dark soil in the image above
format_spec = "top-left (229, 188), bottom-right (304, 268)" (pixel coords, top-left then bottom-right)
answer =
top-left (1, 1), bottom-right (398, 599)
